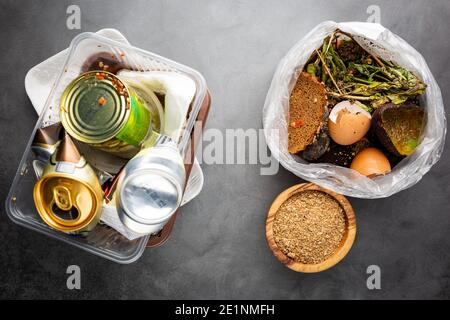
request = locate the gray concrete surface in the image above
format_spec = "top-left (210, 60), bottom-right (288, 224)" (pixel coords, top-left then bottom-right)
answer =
top-left (1, 0), bottom-right (449, 299)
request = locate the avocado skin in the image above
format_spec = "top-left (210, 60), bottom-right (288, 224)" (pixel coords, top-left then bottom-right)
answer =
top-left (372, 103), bottom-right (424, 157)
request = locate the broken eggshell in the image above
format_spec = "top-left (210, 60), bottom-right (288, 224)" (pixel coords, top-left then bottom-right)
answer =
top-left (328, 100), bottom-right (372, 146)
top-left (350, 147), bottom-right (391, 177)
top-left (372, 103), bottom-right (425, 157)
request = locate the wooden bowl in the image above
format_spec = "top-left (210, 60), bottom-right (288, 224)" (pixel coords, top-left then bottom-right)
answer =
top-left (266, 183), bottom-right (356, 273)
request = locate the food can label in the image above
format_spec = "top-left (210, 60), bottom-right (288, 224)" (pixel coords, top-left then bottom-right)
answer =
top-left (116, 95), bottom-right (151, 147)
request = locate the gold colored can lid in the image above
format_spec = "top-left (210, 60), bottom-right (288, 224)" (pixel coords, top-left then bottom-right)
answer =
top-left (33, 134), bottom-right (103, 232)
top-left (60, 71), bottom-right (131, 144)
top-left (33, 174), bottom-right (102, 232)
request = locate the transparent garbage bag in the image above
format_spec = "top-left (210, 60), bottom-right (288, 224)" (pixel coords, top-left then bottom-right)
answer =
top-left (263, 21), bottom-right (446, 198)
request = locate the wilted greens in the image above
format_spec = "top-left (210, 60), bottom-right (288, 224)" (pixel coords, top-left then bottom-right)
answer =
top-left (305, 30), bottom-right (427, 110)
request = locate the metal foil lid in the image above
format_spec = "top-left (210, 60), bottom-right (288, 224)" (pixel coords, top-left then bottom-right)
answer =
top-left (60, 71), bottom-right (130, 144)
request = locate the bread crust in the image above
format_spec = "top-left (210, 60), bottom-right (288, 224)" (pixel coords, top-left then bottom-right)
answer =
top-left (288, 72), bottom-right (327, 154)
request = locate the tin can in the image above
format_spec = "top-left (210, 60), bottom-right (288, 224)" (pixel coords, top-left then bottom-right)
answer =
top-left (33, 133), bottom-right (103, 234)
top-left (115, 133), bottom-right (186, 235)
top-left (59, 71), bottom-right (162, 158)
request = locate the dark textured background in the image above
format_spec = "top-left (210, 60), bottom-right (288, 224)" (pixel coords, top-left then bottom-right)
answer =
top-left (0, 0), bottom-right (449, 299)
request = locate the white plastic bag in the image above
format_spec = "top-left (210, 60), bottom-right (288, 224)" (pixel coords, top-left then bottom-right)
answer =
top-left (263, 21), bottom-right (446, 198)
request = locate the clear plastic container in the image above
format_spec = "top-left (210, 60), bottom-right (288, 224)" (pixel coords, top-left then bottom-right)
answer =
top-left (5, 32), bottom-right (208, 263)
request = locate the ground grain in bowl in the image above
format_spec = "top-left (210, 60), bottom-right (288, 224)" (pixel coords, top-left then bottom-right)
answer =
top-left (273, 190), bottom-right (346, 264)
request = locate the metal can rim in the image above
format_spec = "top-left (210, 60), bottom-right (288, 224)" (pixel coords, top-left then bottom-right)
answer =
top-left (117, 168), bottom-right (183, 225)
top-left (59, 71), bottom-right (131, 144)
top-left (33, 172), bottom-right (103, 232)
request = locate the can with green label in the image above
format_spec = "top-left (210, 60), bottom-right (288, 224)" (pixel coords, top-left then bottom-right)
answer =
top-left (59, 71), bottom-right (162, 158)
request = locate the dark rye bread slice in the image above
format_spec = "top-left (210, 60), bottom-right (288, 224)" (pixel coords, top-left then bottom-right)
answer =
top-left (288, 72), bottom-right (327, 154)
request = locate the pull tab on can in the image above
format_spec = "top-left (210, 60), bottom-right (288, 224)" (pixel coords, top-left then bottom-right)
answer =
top-left (53, 186), bottom-right (73, 211)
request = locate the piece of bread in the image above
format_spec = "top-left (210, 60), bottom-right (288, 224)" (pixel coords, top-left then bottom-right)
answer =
top-left (288, 72), bottom-right (327, 154)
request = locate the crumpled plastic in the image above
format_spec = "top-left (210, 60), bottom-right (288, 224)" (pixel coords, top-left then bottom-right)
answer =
top-left (263, 21), bottom-right (446, 198)
top-left (100, 204), bottom-right (144, 240)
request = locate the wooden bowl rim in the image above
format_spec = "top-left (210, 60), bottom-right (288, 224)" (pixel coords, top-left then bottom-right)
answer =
top-left (265, 183), bottom-right (357, 273)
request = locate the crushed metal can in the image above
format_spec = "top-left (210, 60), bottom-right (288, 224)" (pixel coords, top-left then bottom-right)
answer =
top-left (113, 132), bottom-right (186, 236)
top-left (33, 133), bottom-right (103, 235)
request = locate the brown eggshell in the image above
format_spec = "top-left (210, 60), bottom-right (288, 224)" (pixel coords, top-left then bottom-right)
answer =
top-left (328, 100), bottom-right (372, 146)
top-left (350, 147), bottom-right (391, 177)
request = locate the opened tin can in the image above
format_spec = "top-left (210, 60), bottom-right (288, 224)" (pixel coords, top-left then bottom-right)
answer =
top-left (59, 71), bottom-right (162, 158)
top-left (33, 133), bottom-right (103, 234)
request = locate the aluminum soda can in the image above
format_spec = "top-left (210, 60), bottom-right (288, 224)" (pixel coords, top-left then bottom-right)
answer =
top-left (33, 133), bottom-right (103, 234)
top-left (115, 133), bottom-right (186, 236)
top-left (59, 71), bottom-right (162, 159)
